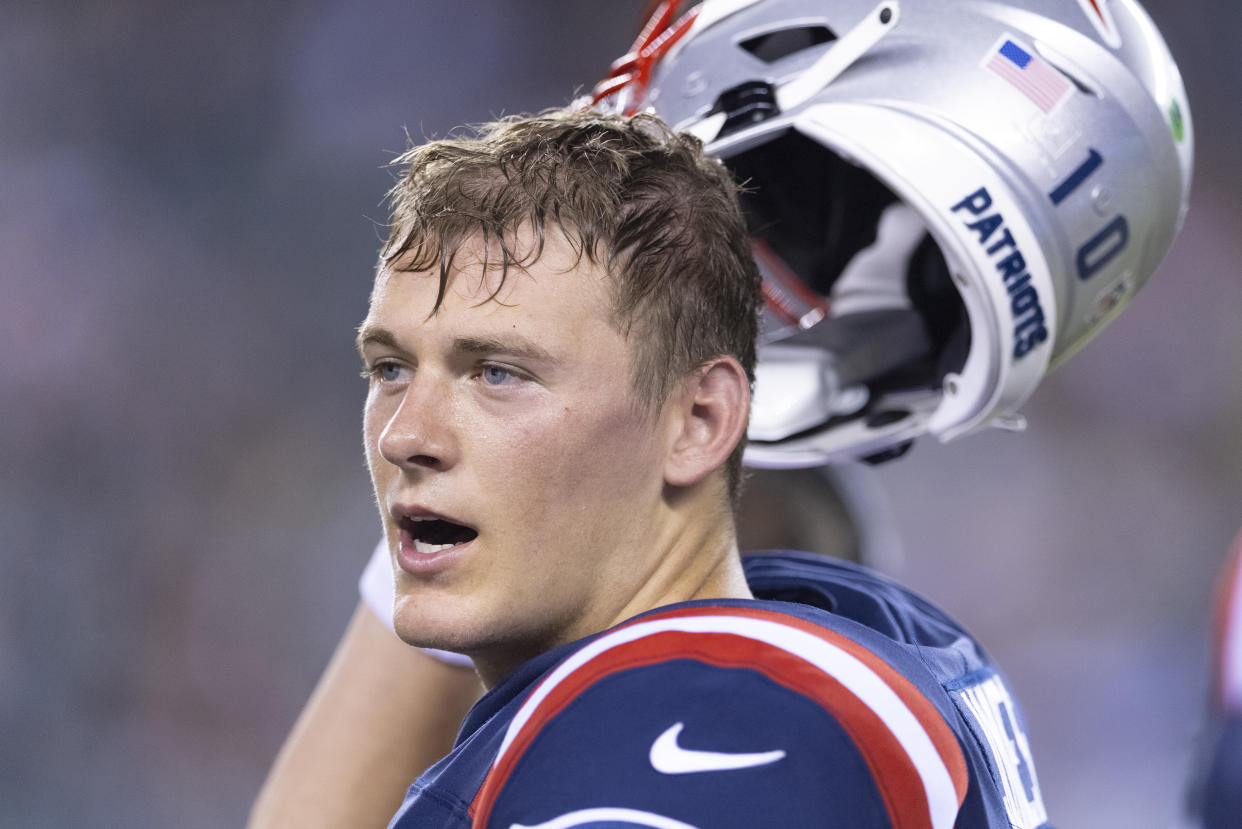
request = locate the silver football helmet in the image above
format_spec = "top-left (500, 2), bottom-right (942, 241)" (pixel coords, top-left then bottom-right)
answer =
top-left (592, 0), bottom-right (1193, 467)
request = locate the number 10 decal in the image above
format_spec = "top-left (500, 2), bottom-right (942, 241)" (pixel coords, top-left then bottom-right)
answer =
top-left (1048, 147), bottom-right (1130, 281)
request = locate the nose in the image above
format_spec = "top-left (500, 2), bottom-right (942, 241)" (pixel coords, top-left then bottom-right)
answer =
top-left (375, 377), bottom-right (456, 472)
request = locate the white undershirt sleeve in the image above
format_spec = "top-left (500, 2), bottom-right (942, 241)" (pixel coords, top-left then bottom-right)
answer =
top-left (358, 538), bottom-right (474, 669)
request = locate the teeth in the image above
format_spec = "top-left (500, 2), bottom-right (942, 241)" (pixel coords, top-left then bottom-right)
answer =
top-left (413, 538), bottom-right (459, 555)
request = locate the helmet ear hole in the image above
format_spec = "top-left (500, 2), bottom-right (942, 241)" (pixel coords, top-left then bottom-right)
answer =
top-left (739, 25), bottom-right (837, 64)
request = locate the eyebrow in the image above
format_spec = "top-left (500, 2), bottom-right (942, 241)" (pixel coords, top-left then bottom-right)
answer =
top-left (355, 323), bottom-right (401, 356)
top-left (355, 324), bottom-right (558, 366)
top-left (452, 335), bottom-right (559, 366)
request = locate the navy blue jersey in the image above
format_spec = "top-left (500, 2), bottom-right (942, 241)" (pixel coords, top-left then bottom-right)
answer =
top-left (389, 552), bottom-right (1050, 828)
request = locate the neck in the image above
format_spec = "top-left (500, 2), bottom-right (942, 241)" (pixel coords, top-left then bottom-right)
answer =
top-left (618, 505), bottom-right (752, 615)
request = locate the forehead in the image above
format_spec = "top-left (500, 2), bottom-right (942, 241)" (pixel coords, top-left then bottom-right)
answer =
top-left (365, 231), bottom-right (620, 345)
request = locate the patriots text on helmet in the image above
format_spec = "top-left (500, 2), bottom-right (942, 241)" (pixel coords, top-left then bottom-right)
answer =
top-left (951, 187), bottom-right (1048, 360)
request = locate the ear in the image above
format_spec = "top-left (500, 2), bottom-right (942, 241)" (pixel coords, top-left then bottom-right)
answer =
top-left (663, 356), bottom-right (750, 488)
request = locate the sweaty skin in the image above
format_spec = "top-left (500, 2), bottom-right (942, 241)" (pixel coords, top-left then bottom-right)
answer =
top-left (358, 232), bottom-right (752, 687)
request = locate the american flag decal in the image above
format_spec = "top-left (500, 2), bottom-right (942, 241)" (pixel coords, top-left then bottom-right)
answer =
top-left (984, 38), bottom-right (1073, 115)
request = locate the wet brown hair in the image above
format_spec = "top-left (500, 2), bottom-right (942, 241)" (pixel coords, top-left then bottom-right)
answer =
top-left (381, 108), bottom-right (760, 502)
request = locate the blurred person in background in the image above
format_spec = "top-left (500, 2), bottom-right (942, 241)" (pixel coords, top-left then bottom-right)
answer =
top-left (1190, 529), bottom-right (1242, 828)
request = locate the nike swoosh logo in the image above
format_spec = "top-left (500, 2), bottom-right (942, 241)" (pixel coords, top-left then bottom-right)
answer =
top-left (648, 722), bottom-right (786, 775)
top-left (510, 806), bottom-right (701, 829)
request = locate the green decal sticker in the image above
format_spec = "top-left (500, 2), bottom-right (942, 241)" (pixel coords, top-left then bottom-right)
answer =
top-left (1168, 99), bottom-right (1185, 143)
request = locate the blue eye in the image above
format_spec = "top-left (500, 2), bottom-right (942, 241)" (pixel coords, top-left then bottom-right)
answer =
top-left (481, 365), bottom-right (516, 386)
top-left (365, 361), bottom-right (405, 383)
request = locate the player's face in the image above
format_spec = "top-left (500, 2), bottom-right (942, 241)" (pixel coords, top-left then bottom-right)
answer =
top-left (359, 233), bottom-right (676, 679)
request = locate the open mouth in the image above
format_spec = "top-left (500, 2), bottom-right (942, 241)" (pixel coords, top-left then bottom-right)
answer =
top-left (400, 516), bottom-right (479, 555)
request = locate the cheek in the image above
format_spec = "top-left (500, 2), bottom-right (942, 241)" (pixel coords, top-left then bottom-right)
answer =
top-left (361, 392), bottom-right (389, 476)
top-left (504, 402), bottom-right (658, 505)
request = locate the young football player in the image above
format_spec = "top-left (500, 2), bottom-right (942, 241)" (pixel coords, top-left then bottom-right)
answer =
top-left (251, 1), bottom-right (1192, 826)
top-left (357, 106), bottom-right (1008, 828)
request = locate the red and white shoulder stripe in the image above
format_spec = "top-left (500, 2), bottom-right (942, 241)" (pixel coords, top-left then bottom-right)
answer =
top-left (1215, 530), bottom-right (1242, 714)
top-left (472, 605), bottom-right (968, 829)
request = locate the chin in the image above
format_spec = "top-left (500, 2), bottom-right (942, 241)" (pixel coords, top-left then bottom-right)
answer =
top-left (392, 593), bottom-right (483, 653)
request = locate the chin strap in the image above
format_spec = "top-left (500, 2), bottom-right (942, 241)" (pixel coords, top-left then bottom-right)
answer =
top-left (591, 1), bottom-right (701, 115)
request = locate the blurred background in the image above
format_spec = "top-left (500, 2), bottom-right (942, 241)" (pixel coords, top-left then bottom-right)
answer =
top-left (1, 1), bottom-right (1237, 826)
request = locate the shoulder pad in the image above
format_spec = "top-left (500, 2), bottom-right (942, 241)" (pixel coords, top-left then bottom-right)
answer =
top-left (472, 605), bottom-right (968, 828)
